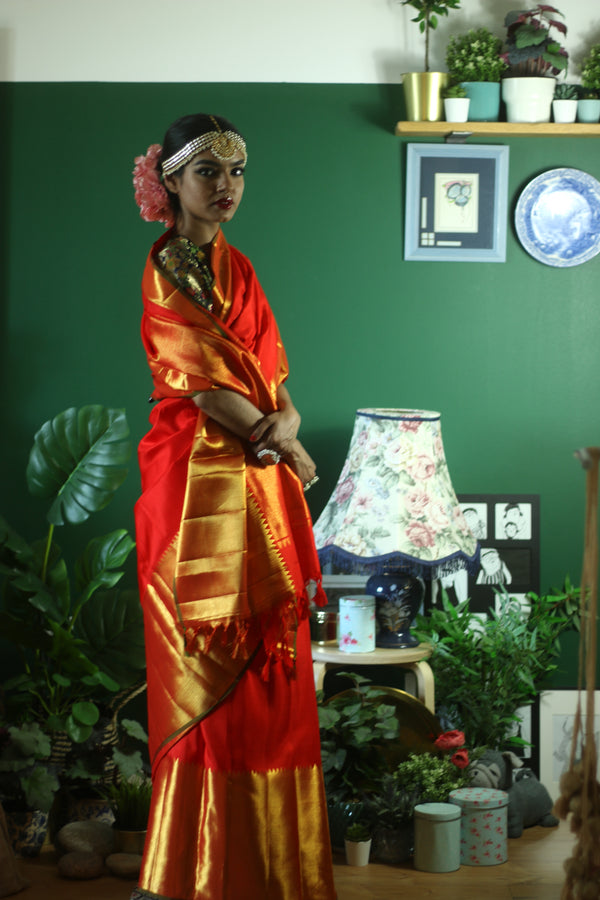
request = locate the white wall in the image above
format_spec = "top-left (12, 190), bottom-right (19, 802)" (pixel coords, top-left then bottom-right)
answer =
top-left (1, 0), bottom-right (598, 83)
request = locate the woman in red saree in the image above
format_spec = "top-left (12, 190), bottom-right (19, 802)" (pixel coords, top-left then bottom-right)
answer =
top-left (131, 114), bottom-right (336, 900)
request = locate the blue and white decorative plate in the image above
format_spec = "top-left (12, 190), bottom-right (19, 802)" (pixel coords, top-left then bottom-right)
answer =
top-left (515, 168), bottom-right (600, 267)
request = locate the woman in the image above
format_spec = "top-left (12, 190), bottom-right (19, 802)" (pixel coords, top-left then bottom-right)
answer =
top-left (131, 114), bottom-right (336, 900)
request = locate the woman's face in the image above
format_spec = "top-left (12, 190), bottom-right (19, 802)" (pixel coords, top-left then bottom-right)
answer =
top-left (165, 148), bottom-right (245, 244)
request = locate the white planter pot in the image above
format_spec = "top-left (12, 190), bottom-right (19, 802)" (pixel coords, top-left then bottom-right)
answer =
top-left (552, 99), bottom-right (578, 123)
top-left (577, 99), bottom-right (600, 123)
top-left (444, 97), bottom-right (470, 123)
top-left (344, 838), bottom-right (372, 867)
top-left (502, 76), bottom-right (555, 123)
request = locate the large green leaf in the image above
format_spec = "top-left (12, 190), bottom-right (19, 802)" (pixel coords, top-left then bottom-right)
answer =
top-left (26, 406), bottom-right (131, 526)
top-left (74, 588), bottom-right (146, 688)
top-left (74, 529), bottom-right (136, 605)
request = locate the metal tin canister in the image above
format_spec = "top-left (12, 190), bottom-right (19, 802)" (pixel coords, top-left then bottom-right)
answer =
top-left (449, 787), bottom-right (509, 866)
top-left (414, 802), bottom-right (461, 873)
top-left (337, 595), bottom-right (375, 653)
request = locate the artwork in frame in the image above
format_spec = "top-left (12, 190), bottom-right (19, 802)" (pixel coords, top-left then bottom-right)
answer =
top-left (404, 143), bottom-right (510, 262)
top-left (443, 493), bottom-right (541, 616)
top-left (539, 690), bottom-right (600, 800)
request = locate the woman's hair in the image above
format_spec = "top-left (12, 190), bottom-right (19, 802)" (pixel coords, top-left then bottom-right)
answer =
top-left (158, 113), bottom-right (245, 215)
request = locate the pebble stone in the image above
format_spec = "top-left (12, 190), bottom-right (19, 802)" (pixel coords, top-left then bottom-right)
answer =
top-left (55, 820), bottom-right (116, 858)
top-left (57, 850), bottom-right (105, 880)
top-left (106, 852), bottom-right (144, 879)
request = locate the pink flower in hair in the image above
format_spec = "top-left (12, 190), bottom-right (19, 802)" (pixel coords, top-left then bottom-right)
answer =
top-left (133, 144), bottom-right (174, 227)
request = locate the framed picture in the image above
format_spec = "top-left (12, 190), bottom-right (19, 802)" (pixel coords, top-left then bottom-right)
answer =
top-left (539, 690), bottom-right (600, 800)
top-left (404, 143), bottom-right (510, 262)
top-left (447, 493), bottom-right (541, 616)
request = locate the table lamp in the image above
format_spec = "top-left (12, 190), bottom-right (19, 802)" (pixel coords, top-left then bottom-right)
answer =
top-left (313, 408), bottom-right (479, 648)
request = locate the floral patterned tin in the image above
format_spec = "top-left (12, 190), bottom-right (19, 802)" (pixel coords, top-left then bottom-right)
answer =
top-left (337, 595), bottom-right (375, 653)
top-left (449, 787), bottom-right (509, 866)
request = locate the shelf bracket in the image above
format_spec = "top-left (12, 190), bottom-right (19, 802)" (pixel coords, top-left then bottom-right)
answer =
top-left (444, 130), bottom-right (473, 144)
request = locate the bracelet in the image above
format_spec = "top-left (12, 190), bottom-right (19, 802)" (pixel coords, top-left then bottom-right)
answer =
top-left (304, 475), bottom-right (319, 492)
top-left (256, 448), bottom-right (282, 465)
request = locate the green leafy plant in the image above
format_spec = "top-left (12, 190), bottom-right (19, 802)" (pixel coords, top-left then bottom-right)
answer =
top-left (345, 821), bottom-right (371, 842)
top-left (580, 44), bottom-right (600, 97)
top-left (0, 406), bottom-right (145, 748)
top-left (502, 5), bottom-right (568, 77)
top-left (365, 772), bottom-right (417, 829)
top-left (445, 28), bottom-right (508, 83)
top-left (395, 751), bottom-right (468, 802)
top-left (554, 82), bottom-right (579, 99)
top-left (442, 83), bottom-right (468, 99)
top-left (318, 673), bottom-right (400, 803)
top-left (413, 583), bottom-right (579, 749)
top-left (105, 774), bottom-right (152, 831)
top-left (400, 0), bottom-right (461, 72)
top-left (0, 723), bottom-right (59, 813)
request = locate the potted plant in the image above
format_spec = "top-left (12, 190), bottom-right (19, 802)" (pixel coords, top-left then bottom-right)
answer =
top-left (442, 83), bottom-right (470, 123)
top-left (413, 583), bottom-right (579, 750)
top-left (106, 773), bottom-right (152, 854)
top-left (0, 722), bottom-right (59, 856)
top-left (399, 0), bottom-right (461, 121)
top-left (578, 44), bottom-right (600, 123)
top-left (445, 27), bottom-right (508, 121)
top-left (318, 673), bottom-right (399, 846)
top-left (552, 81), bottom-right (579, 122)
top-left (0, 406), bottom-right (145, 808)
top-left (501, 5), bottom-right (569, 123)
top-left (365, 773), bottom-right (417, 864)
top-left (343, 821), bottom-right (372, 867)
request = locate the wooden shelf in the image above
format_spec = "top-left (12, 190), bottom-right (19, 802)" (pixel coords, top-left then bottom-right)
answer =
top-left (395, 121), bottom-right (600, 137)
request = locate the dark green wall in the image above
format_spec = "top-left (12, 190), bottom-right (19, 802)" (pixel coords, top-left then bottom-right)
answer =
top-left (1, 83), bottom-right (597, 684)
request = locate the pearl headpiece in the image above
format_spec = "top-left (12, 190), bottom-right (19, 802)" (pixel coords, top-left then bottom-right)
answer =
top-left (161, 116), bottom-right (247, 176)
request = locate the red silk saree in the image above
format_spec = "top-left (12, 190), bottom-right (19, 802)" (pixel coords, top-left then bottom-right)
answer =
top-left (134, 229), bottom-right (336, 900)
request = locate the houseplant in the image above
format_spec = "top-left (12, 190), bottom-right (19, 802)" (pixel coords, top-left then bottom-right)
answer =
top-left (445, 27), bottom-right (508, 121)
top-left (578, 44), bottom-right (600, 122)
top-left (399, 0), bottom-right (461, 121)
top-left (413, 583), bottom-right (579, 749)
top-left (106, 774), bottom-right (152, 854)
top-left (344, 821), bottom-right (372, 867)
top-left (442, 83), bottom-right (470, 123)
top-left (365, 772), bottom-right (417, 863)
top-left (552, 82), bottom-right (579, 123)
top-left (0, 406), bottom-right (145, 808)
top-left (501, 5), bottom-right (569, 122)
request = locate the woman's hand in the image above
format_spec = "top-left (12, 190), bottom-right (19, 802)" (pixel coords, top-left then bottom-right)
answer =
top-left (284, 439), bottom-right (317, 487)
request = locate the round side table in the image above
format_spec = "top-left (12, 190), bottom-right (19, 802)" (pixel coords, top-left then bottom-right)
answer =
top-left (311, 641), bottom-right (435, 713)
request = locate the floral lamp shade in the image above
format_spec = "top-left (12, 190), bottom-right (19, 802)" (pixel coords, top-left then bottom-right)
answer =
top-left (313, 408), bottom-right (480, 579)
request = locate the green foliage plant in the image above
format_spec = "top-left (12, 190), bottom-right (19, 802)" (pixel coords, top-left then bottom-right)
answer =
top-left (442, 83), bottom-right (468, 99)
top-left (0, 406), bottom-right (145, 748)
top-left (395, 751), bottom-right (468, 802)
top-left (345, 821), bottom-right (371, 842)
top-left (553, 82), bottom-right (579, 99)
top-left (0, 722), bottom-right (59, 812)
top-left (318, 673), bottom-right (400, 803)
top-left (580, 44), bottom-right (600, 97)
top-left (413, 583), bottom-right (579, 750)
top-left (502, 5), bottom-right (568, 77)
top-left (365, 772), bottom-right (418, 829)
top-left (399, 0), bottom-right (461, 72)
top-left (106, 774), bottom-right (152, 831)
top-left (445, 28), bottom-right (508, 83)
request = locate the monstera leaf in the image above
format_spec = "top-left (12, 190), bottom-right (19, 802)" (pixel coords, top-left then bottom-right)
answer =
top-left (26, 405), bottom-right (131, 526)
top-left (74, 587), bottom-right (146, 688)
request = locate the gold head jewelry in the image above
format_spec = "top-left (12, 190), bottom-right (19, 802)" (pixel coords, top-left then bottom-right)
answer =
top-left (161, 117), bottom-right (247, 176)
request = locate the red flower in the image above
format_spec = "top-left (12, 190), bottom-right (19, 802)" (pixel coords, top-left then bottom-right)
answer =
top-left (451, 749), bottom-right (470, 769)
top-left (434, 730), bottom-right (465, 751)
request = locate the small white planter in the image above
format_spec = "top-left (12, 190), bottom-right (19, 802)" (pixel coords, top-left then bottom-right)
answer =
top-left (577, 98), bottom-right (600, 123)
top-left (444, 97), bottom-right (470, 123)
top-left (344, 838), bottom-right (372, 867)
top-left (552, 99), bottom-right (578, 123)
top-left (502, 76), bottom-right (555, 123)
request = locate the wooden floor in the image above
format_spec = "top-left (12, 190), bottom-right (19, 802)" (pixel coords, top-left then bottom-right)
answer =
top-left (14, 821), bottom-right (574, 900)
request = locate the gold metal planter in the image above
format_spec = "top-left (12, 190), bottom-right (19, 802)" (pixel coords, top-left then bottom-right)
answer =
top-left (402, 72), bottom-right (449, 122)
